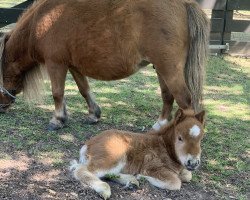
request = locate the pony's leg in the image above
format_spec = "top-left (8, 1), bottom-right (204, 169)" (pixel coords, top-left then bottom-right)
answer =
top-left (112, 173), bottom-right (139, 188)
top-left (179, 168), bottom-right (192, 182)
top-left (152, 72), bottom-right (174, 130)
top-left (69, 69), bottom-right (101, 124)
top-left (137, 170), bottom-right (181, 190)
top-left (46, 62), bottom-right (68, 131)
top-left (152, 56), bottom-right (192, 111)
top-left (70, 160), bottom-right (111, 200)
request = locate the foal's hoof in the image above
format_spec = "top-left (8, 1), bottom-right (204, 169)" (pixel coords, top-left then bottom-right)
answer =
top-left (98, 182), bottom-right (111, 200)
top-left (124, 178), bottom-right (140, 189)
top-left (84, 115), bottom-right (100, 125)
top-left (47, 122), bottom-right (63, 131)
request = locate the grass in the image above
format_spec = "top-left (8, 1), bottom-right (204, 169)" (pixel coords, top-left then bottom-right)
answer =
top-left (0, 56), bottom-right (249, 199)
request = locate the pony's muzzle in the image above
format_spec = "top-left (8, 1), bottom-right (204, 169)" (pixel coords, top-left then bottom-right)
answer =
top-left (185, 158), bottom-right (200, 171)
top-left (0, 106), bottom-right (8, 113)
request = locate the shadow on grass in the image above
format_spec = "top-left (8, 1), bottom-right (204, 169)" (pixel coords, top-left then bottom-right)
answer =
top-left (0, 57), bottom-right (249, 199)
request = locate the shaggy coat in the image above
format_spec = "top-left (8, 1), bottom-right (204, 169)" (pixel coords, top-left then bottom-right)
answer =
top-left (70, 109), bottom-right (205, 199)
top-left (0, 0), bottom-right (209, 130)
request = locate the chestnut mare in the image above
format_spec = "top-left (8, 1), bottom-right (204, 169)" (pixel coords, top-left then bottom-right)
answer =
top-left (70, 109), bottom-right (205, 199)
top-left (0, 0), bottom-right (209, 130)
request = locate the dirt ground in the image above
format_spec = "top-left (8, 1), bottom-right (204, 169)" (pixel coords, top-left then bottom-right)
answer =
top-left (0, 124), bottom-right (218, 200)
top-left (0, 153), bottom-right (216, 200)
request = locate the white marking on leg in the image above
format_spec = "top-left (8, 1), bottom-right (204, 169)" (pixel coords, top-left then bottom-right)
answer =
top-left (69, 159), bottom-right (79, 171)
top-left (136, 174), bottom-right (181, 190)
top-left (91, 181), bottom-right (111, 200)
top-left (152, 119), bottom-right (168, 131)
top-left (95, 157), bottom-right (126, 178)
top-left (70, 160), bottom-right (111, 200)
top-left (189, 125), bottom-right (201, 137)
top-left (79, 145), bottom-right (88, 164)
top-left (115, 174), bottom-right (139, 187)
top-left (179, 169), bottom-right (192, 182)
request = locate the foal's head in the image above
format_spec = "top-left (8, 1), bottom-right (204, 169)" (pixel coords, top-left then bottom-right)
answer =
top-left (173, 109), bottom-right (205, 171)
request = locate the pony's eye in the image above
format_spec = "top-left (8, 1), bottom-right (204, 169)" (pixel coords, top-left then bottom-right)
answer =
top-left (178, 136), bottom-right (183, 142)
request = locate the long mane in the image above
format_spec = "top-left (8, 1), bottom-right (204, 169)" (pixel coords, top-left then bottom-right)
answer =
top-left (23, 65), bottom-right (48, 103)
top-left (0, 0), bottom-right (48, 103)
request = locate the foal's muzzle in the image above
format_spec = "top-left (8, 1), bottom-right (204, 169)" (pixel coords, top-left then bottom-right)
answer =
top-left (185, 158), bottom-right (200, 171)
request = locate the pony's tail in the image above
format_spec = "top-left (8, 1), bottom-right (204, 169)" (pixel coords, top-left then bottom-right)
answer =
top-left (185, 1), bottom-right (210, 112)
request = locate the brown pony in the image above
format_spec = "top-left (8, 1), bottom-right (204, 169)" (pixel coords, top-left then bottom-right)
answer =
top-left (0, 0), bottom-right (209, 130)
top-left (70, 109), bottom-right (205, 199)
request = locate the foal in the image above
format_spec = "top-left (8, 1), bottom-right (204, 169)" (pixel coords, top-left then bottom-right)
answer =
top-left (70, 109), bottom-right (205, 199)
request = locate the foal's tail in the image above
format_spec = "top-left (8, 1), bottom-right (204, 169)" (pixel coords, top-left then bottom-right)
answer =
top-left (185, 1), bottom-right (210, 112)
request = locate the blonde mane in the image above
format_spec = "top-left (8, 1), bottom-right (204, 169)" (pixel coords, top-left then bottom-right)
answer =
top-left (23, 65), bottom-right (48, 103)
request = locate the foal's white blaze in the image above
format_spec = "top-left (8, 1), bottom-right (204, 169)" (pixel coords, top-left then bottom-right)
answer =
top-left (189, 125), bottom-right (201, 137)
top-left (152, 119), bottom-right (168, 131)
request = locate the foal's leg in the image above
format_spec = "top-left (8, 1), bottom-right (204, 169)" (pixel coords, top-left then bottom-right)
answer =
top-left (70, 160), bottom-right (111, 200)
top-left (137, 169), bottom-right (181, 190)
top-left (112, 173), bottom-right (139, 188)
top-left (69, 69), bottom-right (101, 124)
top-left (179, 168), bottom-right (192, 182)
top-left (153, 72), bottom-right (174, 130)
top-left (46, 61), bottom-right (68, 131)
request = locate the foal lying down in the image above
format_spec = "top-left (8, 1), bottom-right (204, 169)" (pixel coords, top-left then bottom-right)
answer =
top-left (70, 109), bottom-right (205, 199)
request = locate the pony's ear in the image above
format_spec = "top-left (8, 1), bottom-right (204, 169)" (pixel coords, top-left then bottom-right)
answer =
top-left (174, 108), bottom-right (185, 124)
top-left (195, 110), bottom-right (205, 125)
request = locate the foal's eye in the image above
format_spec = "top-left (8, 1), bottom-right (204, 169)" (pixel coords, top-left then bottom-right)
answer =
top-left (178, 136), bottom-right (183, 142)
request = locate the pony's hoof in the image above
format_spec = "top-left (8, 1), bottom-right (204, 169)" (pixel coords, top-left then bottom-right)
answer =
top-left (47, 123), bottom-right (62, 131)
top-left (84, 115), bottom-right (100, 125)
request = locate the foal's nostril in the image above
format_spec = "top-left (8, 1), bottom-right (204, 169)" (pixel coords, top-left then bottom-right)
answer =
top-left (186, 159), bottom-right (200, 170)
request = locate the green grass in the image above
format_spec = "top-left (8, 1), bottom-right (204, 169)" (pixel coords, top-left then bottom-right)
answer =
top-left (0, 56), bottom-right (249, 199)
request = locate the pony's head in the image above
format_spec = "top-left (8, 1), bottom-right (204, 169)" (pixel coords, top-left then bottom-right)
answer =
top-left (173, 109), bottom-right (205, 171)
top-left (0, 34), bottom-right (21, 112)
top-left (0, 34), bottom-right (46, 113)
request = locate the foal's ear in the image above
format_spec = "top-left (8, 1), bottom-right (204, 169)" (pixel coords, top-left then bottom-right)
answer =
top-left (195, 110), bottom-right (206, 125)
top-left (175, 108), bottom-right (185, 124)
